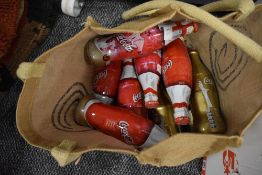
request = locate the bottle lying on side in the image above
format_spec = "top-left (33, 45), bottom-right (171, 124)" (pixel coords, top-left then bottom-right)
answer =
top-left (76, 95), bottom-right (169, 148)
top-left (85, 20), bottom-right (198, 66)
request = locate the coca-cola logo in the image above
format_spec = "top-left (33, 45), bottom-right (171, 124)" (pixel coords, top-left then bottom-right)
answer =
top-left (162, 60), bottom-right (173, 75)
top-left (95, 70), bottom-right (107, 82)
top-left (119, 121), bottom-right (133, 144)
top-left (116, 34), bottom-right (138, 52)
top-left (133, 92), bottom-right (142, 103)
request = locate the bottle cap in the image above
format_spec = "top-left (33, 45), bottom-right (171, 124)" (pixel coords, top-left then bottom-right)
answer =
top-left (85, 39), bottom-right (107, 66)
top-left (75, 94), bottom-right (100, 127)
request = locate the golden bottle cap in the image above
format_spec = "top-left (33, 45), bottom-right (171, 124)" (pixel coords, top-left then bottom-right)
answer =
top-left (75, 94), bottom-right (95, 127)
top-left (85, 38), bottom-right (107, 67)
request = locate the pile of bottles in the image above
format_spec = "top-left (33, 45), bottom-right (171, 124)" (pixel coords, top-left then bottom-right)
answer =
top-left (76, 19), bottom-right (226, 149)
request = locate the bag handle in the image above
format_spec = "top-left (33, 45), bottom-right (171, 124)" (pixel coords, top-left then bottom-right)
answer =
top-left (122, 0), bottom-right (254, 21)
top-left (122, 0), bottom-right (262, 62)
top-left (51, 140), bottom-right (82, 167)
top-left (16, 62), bottom-right (46, 81)
top-left (201, 0), bottom-right (255, 21)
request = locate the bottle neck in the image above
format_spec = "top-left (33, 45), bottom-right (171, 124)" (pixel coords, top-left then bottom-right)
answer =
top-left (120, 58), bottom-right (137, 80)
top-left (189, 50), bottom-right (206, 74)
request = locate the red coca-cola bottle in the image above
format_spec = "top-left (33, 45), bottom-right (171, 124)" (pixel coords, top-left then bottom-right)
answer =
top-left (76, 95), bottom-right (168, 148)
top-left (162, 38), bottom-right (192, 132)
top-left (93, 61), bottom-right (122, 104)
top-left (159, 20), bottom-right (198, 45)
top-left (86, 20), bottom-right (198, 66)
top-left (118, 58), bottom-right (146, 116)
top-left (134, 50), bottom-right (162, 109)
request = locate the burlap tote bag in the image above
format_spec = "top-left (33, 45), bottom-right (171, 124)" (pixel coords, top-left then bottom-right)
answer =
top-left (16, 0), bottom-right (262, 167)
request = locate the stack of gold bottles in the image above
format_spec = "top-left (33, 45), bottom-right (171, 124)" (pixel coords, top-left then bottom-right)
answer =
top-left (76, 19), bottom-right (226, 149)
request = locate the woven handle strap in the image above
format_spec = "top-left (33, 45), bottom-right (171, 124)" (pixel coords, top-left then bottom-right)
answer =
top-left (16, 62), bottom-right (46, 81)
top-left (201, 0), bottom-right (255, 21)
top-left (122, 0), bottom-right (262, 62)
top-left (51, 140), bottom-right (82, 167)
top-left (123, 0), bottom-right (254, 21)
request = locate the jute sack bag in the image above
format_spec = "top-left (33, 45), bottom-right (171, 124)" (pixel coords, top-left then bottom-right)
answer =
top-left (16, 0), bottom-right (262, 167)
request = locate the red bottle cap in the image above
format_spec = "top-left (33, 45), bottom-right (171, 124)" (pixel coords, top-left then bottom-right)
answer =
top-left (76, 94), bottom-right (168, 147)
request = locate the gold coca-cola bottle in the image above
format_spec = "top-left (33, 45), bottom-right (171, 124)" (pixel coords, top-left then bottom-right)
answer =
top-left (148, 81), bottom-right (177, 136)
top-left (189, 50), bottom-right (226, 134)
